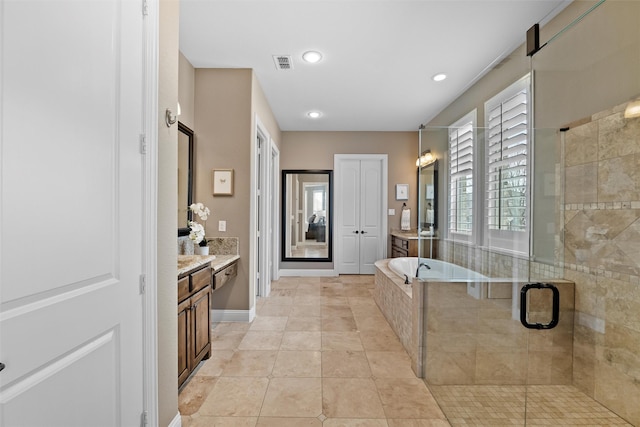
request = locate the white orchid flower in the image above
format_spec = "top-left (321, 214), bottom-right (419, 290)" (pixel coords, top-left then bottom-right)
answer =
top-left (188, 221), bottom-right (205, 244)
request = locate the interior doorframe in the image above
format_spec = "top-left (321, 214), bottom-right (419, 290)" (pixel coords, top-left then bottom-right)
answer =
top-left (334, 154), bottom-right (388, 274)
top-left (252, 115), bottom-right (273, 302)
top-left (270, 142), bottom-right (281, 282)
top-left (142, 1), bottom-right (159, 425)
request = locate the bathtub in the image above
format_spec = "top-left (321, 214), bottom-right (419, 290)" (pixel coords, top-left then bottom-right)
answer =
top-left (387, 257), bottom-right (488, 283)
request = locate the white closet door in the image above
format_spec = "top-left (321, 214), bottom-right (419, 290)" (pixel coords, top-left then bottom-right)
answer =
top-left (0, 1), bottom-right (145, 425)
top-left (359, 159), bottom-right (384, 274)
top-left (336, 156), bottom-right (386, 275)
top-left (337, 159), bottom-right (362, 274)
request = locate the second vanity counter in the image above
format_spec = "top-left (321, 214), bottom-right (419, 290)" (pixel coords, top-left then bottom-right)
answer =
top-left (178, 254), bottom-right (239, 276)
top-left (390, 230), bottom-right (438, 259)
top-left (178, 254), bottom-right (240, 292)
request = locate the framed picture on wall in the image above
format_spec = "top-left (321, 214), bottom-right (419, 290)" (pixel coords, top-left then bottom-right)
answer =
top-left (212, 169), bottom-right (234, 196)
top-left (395, 184), bottom-right (409, 200)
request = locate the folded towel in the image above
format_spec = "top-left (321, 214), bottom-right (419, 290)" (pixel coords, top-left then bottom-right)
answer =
top-left (401, 209), bottom-right (411, 231)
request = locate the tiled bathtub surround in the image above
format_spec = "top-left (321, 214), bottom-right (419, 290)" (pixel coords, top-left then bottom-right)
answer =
top-left (373, 261), bottom-right (416, 372)
top-left (438, 240), bottom-right (564, 281)
top-left (562, 102), bottom-right (640, 425)
top-left (374, 260), bottom-right (575, 386)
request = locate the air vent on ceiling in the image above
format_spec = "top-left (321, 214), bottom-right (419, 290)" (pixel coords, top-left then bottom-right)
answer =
top-left (273, 55), bottom-right (293, 70)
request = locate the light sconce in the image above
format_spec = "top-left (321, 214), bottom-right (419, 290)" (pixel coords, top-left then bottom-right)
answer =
top-left (165, 102), bottom-right (181, 127)
top-left (624, 98), bottom-right (640, 119)
top-left (416, 150), bottom-right (436, 167)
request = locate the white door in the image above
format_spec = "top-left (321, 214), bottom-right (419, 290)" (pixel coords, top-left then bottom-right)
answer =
top-left (336, 156), bottom-right (387, 274)
top-left (1, 1), bottom-right (145, 425)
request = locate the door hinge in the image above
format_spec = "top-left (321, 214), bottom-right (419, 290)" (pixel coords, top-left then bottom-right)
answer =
top-left (142, 0), bottom-right (149, 16)
top-left (139, 274), bottom-right (146, 294)
top-left (140, 410), bottom-right (148, 427)
top-left (139, 134), bottom-right (147, 154)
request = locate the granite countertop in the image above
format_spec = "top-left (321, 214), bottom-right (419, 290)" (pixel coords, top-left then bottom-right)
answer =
top-left (177, 254), bottom-right (240, 276)
top-left (390, 230), bottom-right (438, 240)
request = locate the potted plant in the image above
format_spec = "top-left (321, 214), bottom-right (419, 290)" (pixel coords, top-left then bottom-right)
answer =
top-left (188, 202), bottom-right (211, 255)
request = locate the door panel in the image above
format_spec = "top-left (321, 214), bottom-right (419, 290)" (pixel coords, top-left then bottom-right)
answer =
top-left (359, 160), bottom-right (383, 274)
top-left (337, 157), bottom-right (385, 274)
top-left (2, 330), bottom-right (119, 427)
top-left (338, 160), bottom-right (361, 274)
top-left (1, 0), bottom-right (145, 424)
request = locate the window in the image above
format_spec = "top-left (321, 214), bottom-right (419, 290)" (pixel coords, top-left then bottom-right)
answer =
top-left (484, 74), bottom-right (531, 253)
top-left (448, 111), bottom-right (476, 240)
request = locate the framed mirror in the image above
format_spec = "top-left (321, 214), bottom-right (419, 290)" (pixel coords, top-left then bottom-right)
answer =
top-left (418, 159), bottom-right (438, 232)
top-left (281, 170), bottom-right (333, 262)
top-left (178, 122), bottom-right (194, 237)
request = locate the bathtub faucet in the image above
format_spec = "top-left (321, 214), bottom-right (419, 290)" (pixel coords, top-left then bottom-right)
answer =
top-left (416, 262), bottom-right (431, 277)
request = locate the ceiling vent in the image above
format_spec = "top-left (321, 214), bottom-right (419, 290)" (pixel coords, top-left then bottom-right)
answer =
top-left (273, 55), bottom-right (293, 70)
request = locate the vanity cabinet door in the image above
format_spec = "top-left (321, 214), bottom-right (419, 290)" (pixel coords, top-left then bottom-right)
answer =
top-left (190, 286), bottom-right (212, 368)
top-left (177, 298), bottom-right (191, 388)
top-left (178, 263), bottom-right (212, 388)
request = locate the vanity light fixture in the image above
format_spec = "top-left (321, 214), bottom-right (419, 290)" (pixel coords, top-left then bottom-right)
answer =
top-left (165, 102), bottom-right (181, 127)
top-left (302, 51), bottom-right (323, 64)
top-left (624, 98), bottom-right (640, 119)
top-left (432, 73), bottom-right (447, 82)
top-left (416, 150), bottom-right (436, 167)
top-left (307, 111), bottom-right (321, 119)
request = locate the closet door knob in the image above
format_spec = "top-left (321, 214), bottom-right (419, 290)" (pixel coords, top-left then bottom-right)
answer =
top-left (0, 362), bottom-right (5, 372)
top-left (353, 230), bottom-right (359, 234)
top-left (361, 231), bottom-right (368, 234)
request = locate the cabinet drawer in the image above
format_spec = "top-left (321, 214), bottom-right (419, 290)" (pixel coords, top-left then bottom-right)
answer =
top-left (214, 262), bottom-right (237, 290)
top-left (191, 266), bottom-right (211, 293)
top-left (178, 276), bottom-right (190, 302)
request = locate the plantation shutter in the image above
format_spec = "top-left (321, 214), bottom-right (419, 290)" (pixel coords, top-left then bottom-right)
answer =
top-left (449, 120), bottom-right (474, 234)
top-left (486, 82), bottom-right (529, 232)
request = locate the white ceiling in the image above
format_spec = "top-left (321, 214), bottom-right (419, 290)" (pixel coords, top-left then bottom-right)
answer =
top-left (179, 0), bottom-right (570, 132)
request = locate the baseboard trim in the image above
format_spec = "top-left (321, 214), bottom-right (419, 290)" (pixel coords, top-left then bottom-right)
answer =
top-left (212, 306), bottom-right (256, 323)
top-left (168, 412), bottom-right (182, 427)
top-left (278, 269), bottom-right (338, 277)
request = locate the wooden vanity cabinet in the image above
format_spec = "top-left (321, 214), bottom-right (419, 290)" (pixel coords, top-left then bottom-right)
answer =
top-left (391, 235), bottom-right (437, 259)
top-left (178, 264), bottom-right (212, 388)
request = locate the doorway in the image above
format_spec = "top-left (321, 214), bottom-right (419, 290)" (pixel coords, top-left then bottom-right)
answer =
top-left (335, 154), bottom-right (388, 274)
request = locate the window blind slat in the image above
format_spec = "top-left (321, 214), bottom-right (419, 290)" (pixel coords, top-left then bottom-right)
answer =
top-left (485, 78), bottom-right (529, 234)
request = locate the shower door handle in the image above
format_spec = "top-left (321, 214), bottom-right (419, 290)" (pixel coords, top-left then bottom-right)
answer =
top-left (520, 283), bottom-right (559, 330)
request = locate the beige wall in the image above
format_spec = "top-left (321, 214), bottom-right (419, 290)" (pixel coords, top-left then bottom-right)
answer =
top-left (194, 69), bottom-right (252, 311)
top-left (281, 131), bottom-right (419, 257)
top-left (252, 72), bottom-right (282, 151)
top-left (158, 0), bottom-right (179, 425)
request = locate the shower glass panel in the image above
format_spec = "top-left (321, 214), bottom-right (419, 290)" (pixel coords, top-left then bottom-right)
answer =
top-left (418, 123), bottom-right (571, 426)
top-left (531, 0), bottom-right (640, 425)
top-left (415, 1), bottom-right (640, 425)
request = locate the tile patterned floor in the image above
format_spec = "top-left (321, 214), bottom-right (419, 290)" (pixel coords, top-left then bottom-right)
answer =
top-left (179, 275), bottom-right (632, 427)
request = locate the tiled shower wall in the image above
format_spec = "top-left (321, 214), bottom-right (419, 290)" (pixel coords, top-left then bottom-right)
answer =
top-left (563, 102), bottom-right (640, 425)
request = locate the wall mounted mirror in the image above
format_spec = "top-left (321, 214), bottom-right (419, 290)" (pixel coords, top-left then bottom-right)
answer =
top-left (418, 159), bottom-right (438, 232)
top-left (178, 122), bottom-right (194, 236)
top-left (282, 170), bottom-right (333, 262)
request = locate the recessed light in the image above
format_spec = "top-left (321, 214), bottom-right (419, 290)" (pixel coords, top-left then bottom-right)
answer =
top-left (432, 73), bottom-right (447, 82)
top-left (307, 111), bottom-right (321, 119)
top-left (302, 51), bottom-right (323, 64)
